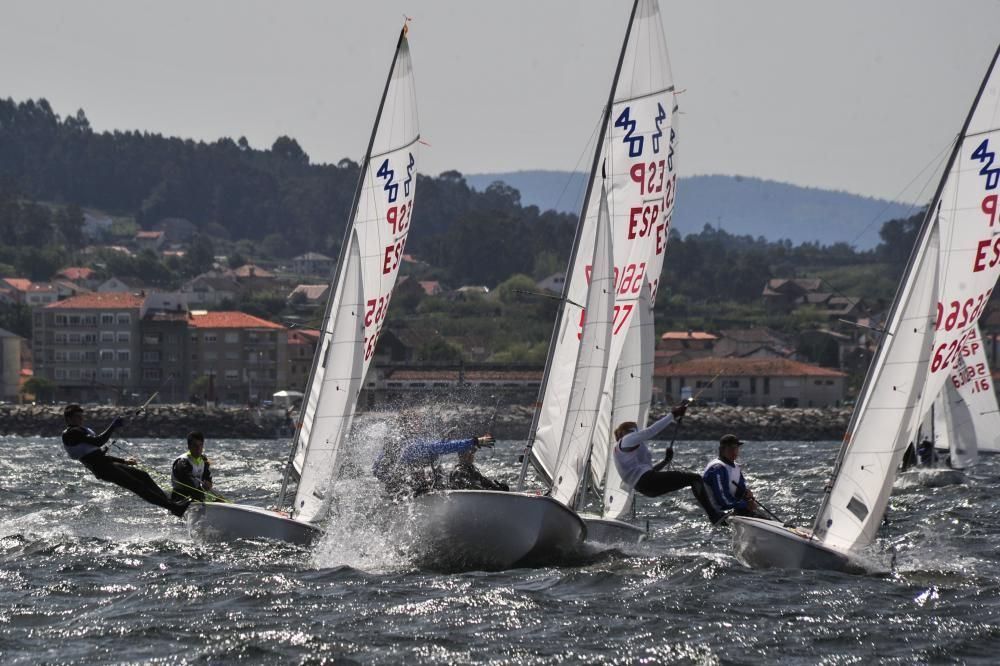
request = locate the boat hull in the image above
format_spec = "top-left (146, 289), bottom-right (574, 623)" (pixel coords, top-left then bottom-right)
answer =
top-left (186, 502), bottom-right (321, 546)
top-left (899, 468), bottom-right (966, 487)
top-left (405, 490), bottom-right (586, 571)
top-left (729, 516), bottom-right (866, 574)
top-left (580, 514), bottom-right (647, 544)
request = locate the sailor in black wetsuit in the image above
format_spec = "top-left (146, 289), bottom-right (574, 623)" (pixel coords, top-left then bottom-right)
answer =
top-left (61, 404), bottom-right (189, 517)
top-left (449, 446), bottom-right (509, 491)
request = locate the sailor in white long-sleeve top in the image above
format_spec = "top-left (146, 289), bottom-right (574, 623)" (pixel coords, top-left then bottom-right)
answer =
top-left (612, 401), bottom-right (724, 524)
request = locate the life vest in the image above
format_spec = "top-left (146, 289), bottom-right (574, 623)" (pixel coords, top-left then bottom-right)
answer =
top-left (172, 451), bottom-right (207, 490)
top-left (61, 426), bottom-right (105, 461)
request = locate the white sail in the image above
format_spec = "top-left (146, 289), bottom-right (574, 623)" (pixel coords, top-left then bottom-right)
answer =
top-left (597, 283), bottom-right (655, 520)
top-left (528, 0), bottom-right (676, 488)
top-left (814, 45), bottom-right (1000, 552)
top-left (550, 186), bottom-right (615, 506)
top-left (934, 323), bottom-right (1000, 464)
top-left (289, 29), bottom-right (419, 522)
top-left (592, 98), bottom-right (679, 519)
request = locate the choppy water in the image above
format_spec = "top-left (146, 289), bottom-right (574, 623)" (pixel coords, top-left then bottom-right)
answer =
top-left (2, 432), bottom-right (999, 664)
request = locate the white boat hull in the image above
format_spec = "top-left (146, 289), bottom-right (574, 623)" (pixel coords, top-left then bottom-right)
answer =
top-left (900, 468), bottom-right (966, 487)
top-left (186, 502), bottom-right (321, 546)
top-left (580, 514), bottom-right (647, 544)
top-left (730, 516), bottom-right (866, 574)
top-left (405, 490), bottom-right (586, 571)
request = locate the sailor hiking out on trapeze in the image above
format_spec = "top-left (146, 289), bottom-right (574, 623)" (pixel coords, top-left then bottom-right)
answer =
top-left (612, 401), bottom-right (724, 524)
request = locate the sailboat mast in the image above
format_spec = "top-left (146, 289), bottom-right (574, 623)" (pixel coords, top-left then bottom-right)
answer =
top-left (811, 42), bottom-right (1000, 534)
top-left (518, 0), bottom-right (641, 489)
top-left (278, 24), bottom-right (411, 507)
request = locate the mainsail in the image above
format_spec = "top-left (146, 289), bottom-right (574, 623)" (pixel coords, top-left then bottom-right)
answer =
top-left (814, 44), bottom-right (1000, 552)
top-left (525, 0), bottom-right (677, 497)
top-left (284, 26), bottom-right (419, 523)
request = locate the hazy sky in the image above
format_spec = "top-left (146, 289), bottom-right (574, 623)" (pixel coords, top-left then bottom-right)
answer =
top-left (2, 1), bottom-right (998, 202)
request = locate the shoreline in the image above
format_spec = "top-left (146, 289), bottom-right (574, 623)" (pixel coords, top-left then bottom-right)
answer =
top-left (0, 403), bottom-right (850, 441)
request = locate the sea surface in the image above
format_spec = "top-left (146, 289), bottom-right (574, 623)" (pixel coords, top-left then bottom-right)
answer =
top-left (2, 429), bottom-right (999, 664)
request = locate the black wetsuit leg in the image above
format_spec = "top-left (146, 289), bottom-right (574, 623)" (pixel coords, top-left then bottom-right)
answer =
top-left (635, 471), bottom-right (725, 524)
top-left (85, 458), bottom-right (187, 515)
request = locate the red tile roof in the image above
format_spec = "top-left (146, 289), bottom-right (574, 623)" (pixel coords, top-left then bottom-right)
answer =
top-left (44, 293), bottom-right (144, 309)
top-left (660, 331), bottom-right (718, 341)
top-left (57, 267), bottom-right (95, 280)
top-left (653, 356), bottom-right (846, 378)
top-left (3, 278), bottom-right (31, 292)
top-left (189, 311), bottom-right (285, 330)
top-left (232, 264), bottom-right (275, 279)
top-left (135, 230), bottom-right (164, 239)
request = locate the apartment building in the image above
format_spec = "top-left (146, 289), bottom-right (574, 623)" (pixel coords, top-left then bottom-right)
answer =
top-left (188, 311), bottom-right (288, 404)
top-left (33, 293), bottom-right (143, 403)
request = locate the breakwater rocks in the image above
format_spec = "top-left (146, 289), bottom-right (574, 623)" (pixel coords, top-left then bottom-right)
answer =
top-left (0, 403), bottom-right (851, 441)
top-left (361, 404), bottom-right (852, 442)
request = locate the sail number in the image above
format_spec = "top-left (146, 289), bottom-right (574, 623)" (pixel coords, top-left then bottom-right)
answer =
top-left (935, 288), bottom-right (993, 333)
top-left (577, 303), bottom-right (634, 340)
top-left (584, 262), bottom-right (647, 295)
top-left (951, 360), bottom-right (991, 393)
top-left (931, 326), bottom-right (980, 373)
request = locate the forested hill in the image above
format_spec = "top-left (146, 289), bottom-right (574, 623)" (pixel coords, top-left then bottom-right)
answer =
top-left (0, 97), bottom-right (924, 293)
top-left (0, 98), bottom-right (575, 286)
top-left (465, 171), bottom-right (915, 250)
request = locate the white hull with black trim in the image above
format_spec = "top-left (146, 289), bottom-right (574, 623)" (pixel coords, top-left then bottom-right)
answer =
top-left (187, 502), bottom-right (320, 546)
top-left (580, 514), bottom-right (647, 544)
top-left (729, 516), bottom-right (870, 574)
top-left (402, 490), bottom-right (586, 571)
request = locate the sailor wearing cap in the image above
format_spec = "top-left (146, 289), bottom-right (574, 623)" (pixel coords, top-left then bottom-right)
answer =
top-left (702, 434), bottom-right (760, 518)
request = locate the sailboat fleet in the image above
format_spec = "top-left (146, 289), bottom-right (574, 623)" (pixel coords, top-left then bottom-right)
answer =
top-left (182, 4), bottom-right (1000, 575)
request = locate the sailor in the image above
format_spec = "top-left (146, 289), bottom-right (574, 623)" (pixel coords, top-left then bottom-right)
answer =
top-left (916, 438), bottom-right (937, 467)
top-left (373, 433), bottom-right (496, 498)
top-left (702, 434), bottom-right (765, 520)
top-left (449, 446), bottom-right (509, 491)
top-left (171, 431), bottom-right (217, 502)
top-left (612, 401), bottom-right (724, 524)
top-left (61, 404), bottom-right (189, 517)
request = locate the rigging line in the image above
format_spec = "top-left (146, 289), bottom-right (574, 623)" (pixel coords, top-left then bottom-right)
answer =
top-left (845, 137), bottom-right (954, 249)
top-left (107, 440), bottom-right (232, 504)
top-left (551, 110), bottom-right (605, 215)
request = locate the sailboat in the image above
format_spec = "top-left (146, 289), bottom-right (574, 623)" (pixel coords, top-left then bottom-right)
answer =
top-left (730, 43), bottom-right (1000, 573)
top-left (187, 22), bottom-right (420, 545)
top-left (402, 0), bottom-right (674, 570)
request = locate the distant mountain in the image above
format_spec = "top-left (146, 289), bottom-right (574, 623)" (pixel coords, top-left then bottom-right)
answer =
top-left (465, 171), bottom-right (917, 249)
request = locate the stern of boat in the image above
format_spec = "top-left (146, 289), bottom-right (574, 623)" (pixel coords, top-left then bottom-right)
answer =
top-left (729, 516), bottom-right (862, 573)
top-left (186, 502), bottom-right (320, 546)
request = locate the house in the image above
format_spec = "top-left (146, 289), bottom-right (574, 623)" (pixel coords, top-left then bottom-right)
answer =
top-left (2, 278), bottom-right (59, 307)
top-left (654, 356), bottom-right (847, 407)
top-left (2, 279), bottom-right (58, 307)
top-left (712, 328), bottom-right (795, 359)
top-left (51, 279), bottom-right (93, 300)
top-left (188, 311), bottom-right (288, 404)
top-left (32, 292), bottom-right (145, 402)
top-left (97, 277), bottom-right (143, 294)
top-left (230, 263), bottom-right (275, 280)
top-left (450, 285), bottom-right (490, 300)
top-left (761, 278), bottom-right (823, 313)
top-left (181, 275), bottom-right (242, 308)
top-left (286, 284), bottom-right (328, 308)
top-left (82, 211), bottom-right (113, 240)
top-left (286, 328), bottom-right (320, 390)
top-left (536, 273), bottom-right (566, 294)
top-left (291, 252), bottom-right (335, 277)
top-left (134, 230), bottom-right (165, 251)
top-left (56, 267), bottom-right (97, 288)
top-left (138, 298), bottom-right (190, 403)
top-left (419, 280), bottom-right (446, 296)
top-left (154, 217), bottom-right (198, 244)
top-left (658, 331), bottom-right (718, 354)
